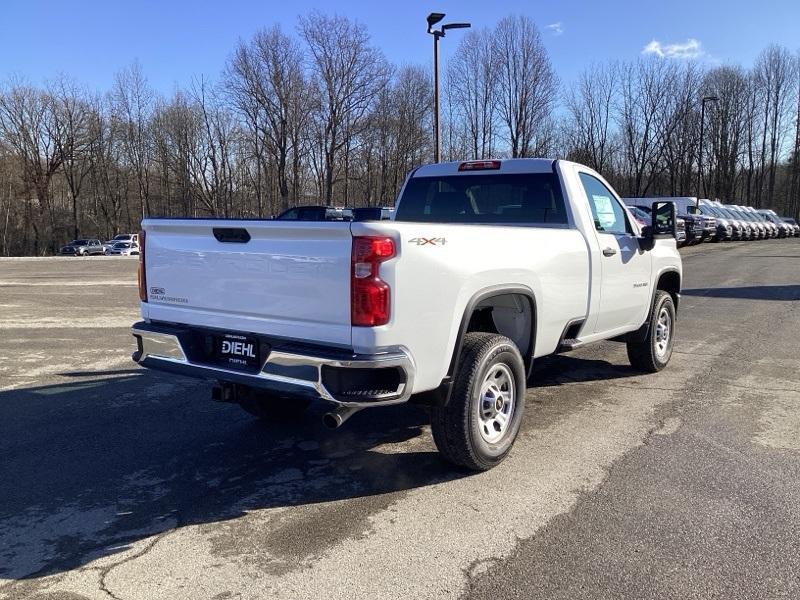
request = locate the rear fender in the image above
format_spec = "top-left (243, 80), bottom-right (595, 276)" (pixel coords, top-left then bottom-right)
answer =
top-left (414, 285), bottom-right (537, 407)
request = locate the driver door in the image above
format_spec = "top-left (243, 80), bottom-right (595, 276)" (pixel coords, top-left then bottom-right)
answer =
top-left (578, 172), bottom-right (652, 334)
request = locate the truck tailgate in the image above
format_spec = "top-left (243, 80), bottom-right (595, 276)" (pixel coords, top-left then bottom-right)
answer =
top-left (141, 219), bottom-right (353, 347)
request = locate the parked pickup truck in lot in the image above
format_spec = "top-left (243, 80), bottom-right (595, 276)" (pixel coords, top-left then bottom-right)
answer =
top-left (132, 159), bottom-right (682, 470)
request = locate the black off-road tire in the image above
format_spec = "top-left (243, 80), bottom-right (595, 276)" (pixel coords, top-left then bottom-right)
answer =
top-left (236, 385), bottom-right (310, 422)
top-left (431, 333), bottom-right (526, 471)
top-left (627, 290), bottom-right (676, 373)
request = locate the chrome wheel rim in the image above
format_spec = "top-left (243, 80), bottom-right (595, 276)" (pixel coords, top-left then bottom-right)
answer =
top-left (477, 364), bottom-right (515, 444)
top-left (655, 307), bottom-right (672, 358)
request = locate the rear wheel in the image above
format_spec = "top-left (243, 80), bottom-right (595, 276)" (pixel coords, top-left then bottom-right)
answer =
top-left (236, 385), bottom-right (310, 422)
top-left (627, 290), bottom-right (675, 372)
top-left (431, 333), bottom-right (526, 471)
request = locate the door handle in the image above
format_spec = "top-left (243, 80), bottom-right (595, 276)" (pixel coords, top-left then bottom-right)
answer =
top-left (602, 247), bottom-right (617, 257)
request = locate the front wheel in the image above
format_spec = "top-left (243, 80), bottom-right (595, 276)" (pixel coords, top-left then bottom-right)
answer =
top-left (431, 333), bottom-right (526, 471)
top-left (627, 290), bottom-right (676, 372)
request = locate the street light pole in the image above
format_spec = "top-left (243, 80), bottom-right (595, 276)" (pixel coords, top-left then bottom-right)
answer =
top-left (427, 13), bottom-right (470, 163)
top-left (697, 95), bottom-right (719, 208)
top-left (432, 28), bottom-right (441, 163)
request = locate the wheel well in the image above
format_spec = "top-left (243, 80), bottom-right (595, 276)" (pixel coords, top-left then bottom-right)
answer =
top-left (411, 290), bottom-right (537, 408)
top-left (656, 270), bottom-right (681, 309)
top-left (465, 292), bottom-right (535, 369)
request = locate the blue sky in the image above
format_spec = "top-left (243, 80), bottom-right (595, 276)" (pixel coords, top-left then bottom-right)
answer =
top-left (1, 0), bottom-right (798, 94)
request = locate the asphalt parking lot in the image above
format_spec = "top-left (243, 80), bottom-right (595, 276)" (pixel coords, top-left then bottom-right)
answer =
top-left (1, 242), bottom-right (799, 600)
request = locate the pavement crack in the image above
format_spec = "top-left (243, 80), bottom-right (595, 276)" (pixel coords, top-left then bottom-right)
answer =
top-left (95, 528), bottom-right (176, 600)
top-left (673, 350), bottom-right (725, 357)
top-left (607, 384), bottom-right (676, 392)
top-left (711, 381), bottom-right (800, 394)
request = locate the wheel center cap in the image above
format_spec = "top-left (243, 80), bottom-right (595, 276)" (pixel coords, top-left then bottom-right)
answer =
top-left (495, 397), bottom-right (503, 411)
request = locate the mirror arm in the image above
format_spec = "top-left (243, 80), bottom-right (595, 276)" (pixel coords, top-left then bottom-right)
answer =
top-left (639, 225), bottom-right (655, 251)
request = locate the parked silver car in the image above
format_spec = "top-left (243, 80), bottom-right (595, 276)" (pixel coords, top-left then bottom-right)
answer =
top-left (758, 210), bottom-right (794, 238)
top-left (783, 217), bottom-right (800, 237)
top-left (58, 239), bottom-right (104, 256)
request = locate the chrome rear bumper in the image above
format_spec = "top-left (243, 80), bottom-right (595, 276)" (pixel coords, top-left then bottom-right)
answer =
top-left (131, 321), bottom-right (414, 407)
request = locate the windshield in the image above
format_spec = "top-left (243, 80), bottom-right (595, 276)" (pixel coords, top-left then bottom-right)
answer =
top-left (113, 234), bottom-right (131, 241)
top-left (727, 208), bottom-right (750, 221)
top-left (395, 173), bottom-right (568, 225)
top-left (70, 239), bottom-right (89, 245)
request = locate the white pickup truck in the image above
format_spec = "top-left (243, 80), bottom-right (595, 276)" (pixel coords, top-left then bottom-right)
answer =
top-left (132, 159), bottom-right (682, 470)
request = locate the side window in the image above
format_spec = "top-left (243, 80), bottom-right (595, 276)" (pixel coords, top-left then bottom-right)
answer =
top-left (578, 173), bottom-right (630, 235)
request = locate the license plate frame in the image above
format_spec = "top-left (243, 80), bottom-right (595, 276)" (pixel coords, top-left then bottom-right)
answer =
top-left (214, 333), bottom-right (261, 371)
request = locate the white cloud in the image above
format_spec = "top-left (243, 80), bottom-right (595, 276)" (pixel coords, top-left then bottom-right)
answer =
top-left (642, 38), bottom-right (704, 59)
top-left (546, 22), bottom-right (564, 36)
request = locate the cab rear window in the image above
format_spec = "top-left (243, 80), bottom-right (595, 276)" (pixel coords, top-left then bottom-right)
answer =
top-left (394, 173), bottom-right (568, 225)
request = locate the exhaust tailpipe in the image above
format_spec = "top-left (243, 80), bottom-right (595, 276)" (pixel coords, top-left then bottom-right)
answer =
top-left (323, 406), bottom-right (362, 429)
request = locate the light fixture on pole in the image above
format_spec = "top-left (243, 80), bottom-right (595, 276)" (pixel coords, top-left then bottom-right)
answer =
top-left (427, 12), bottom-right (471, 163)
top-left (697, 95), bottom-right (719, 208)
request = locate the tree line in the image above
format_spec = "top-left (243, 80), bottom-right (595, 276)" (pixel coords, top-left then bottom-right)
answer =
top-left (0, 12), bottom-right (798, 255)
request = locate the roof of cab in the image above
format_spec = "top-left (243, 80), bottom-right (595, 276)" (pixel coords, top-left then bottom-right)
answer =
top-left (412, 158), bottom-right (557, 177)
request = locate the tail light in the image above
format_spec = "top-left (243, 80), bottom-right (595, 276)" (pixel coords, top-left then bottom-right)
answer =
top-left (137, 230), bottom-right (147, 302)
top-left (351, 236), bottom-right (395, 327)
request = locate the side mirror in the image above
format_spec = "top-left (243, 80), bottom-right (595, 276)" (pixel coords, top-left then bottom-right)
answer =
top-left (640, 201), bottom-right (675, 251)
top-left (652, 201), bottom-right (676, 238)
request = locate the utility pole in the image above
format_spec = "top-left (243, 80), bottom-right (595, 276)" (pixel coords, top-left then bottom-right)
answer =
top-left (427, 13), bottom-right (470, 162)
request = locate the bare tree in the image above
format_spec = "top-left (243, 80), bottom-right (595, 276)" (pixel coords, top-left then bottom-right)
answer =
top-left (299, 11), bottom-right (390, 204)
top-left (152, 91), bottom-right (198, 216)
top-left (227, 26), bottom-right (309, 213)
top-left (703, 66), bottom-right (748, 200)
top-left (493, 15), bottom-right (558, 158)
top-left (790, 51), bottom-right (800, 217)
top-left (111, 62), bottom-right (154, 218)
top-left (391, 66), bottom-right (433, 183)
top-left (359, 65), bottom-right (432, 204)
top-left (742, 72), bottom-right (762, 203)
top-left (447, 28), bottom-right (497, 159)
top-left (0, 80), bottom-right (63, 253)
top-left (188, 79), bottom-right (238, 216)
top-left (659, 62), bottom-right (702, 197)
top-left (616, 59), bottom-right (681, 196)
top-left (88, 99), bottom-right (129, 234)
top-left (753, 45), bottom-right (797, 206)
top-left (50, 77), bottom-right (98, 238)
top-left (564, 63), bottom-right (618, 172)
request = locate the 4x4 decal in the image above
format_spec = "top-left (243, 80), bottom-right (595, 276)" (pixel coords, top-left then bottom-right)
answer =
top-left (408, 237), bottom-right (447, 246)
